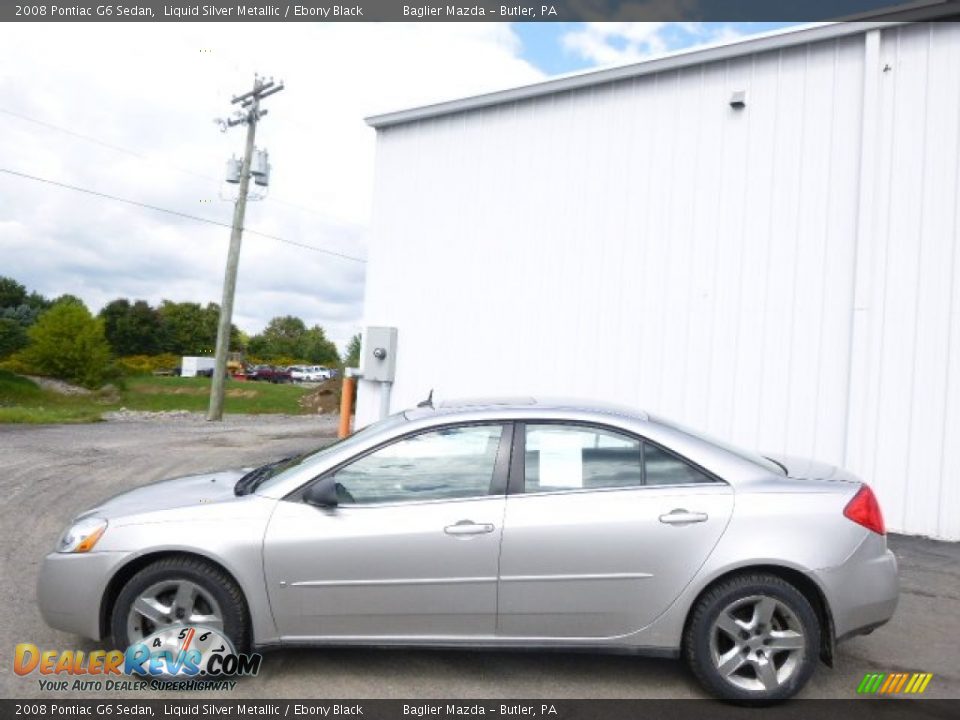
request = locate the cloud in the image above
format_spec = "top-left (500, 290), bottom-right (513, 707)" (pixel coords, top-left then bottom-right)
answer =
top-left (0, 22), bottom-right (544, 350)
top-left (561, 22), bottom-right (744, 67)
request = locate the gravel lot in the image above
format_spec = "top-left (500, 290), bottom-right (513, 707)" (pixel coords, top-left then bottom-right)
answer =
top-left (1, 417), bottom-right (957, 700)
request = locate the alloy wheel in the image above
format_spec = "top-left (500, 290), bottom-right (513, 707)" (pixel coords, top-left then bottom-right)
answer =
top-left (708, 594), bottom-right (806, 694)
top-left (126, 578), bottom-right (224, 643)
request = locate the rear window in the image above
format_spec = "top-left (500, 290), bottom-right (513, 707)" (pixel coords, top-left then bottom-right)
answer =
top-left (650, 415), bottom-right (786, 476)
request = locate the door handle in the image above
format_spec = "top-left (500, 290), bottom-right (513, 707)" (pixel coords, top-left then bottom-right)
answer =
top-left (659, 509), bottom-right (709, 525)
top-left (444, 520), bottom-right (495, 536)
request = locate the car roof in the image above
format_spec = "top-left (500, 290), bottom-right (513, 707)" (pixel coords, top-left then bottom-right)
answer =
top-left (403, 396), bottom-right (649, 422)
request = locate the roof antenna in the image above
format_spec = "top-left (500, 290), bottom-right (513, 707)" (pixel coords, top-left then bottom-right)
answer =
top-left (417, 389), bottom-right (434, 408)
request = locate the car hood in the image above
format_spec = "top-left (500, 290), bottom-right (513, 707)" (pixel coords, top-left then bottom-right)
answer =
top-left (82, 469), bottom-right (249, 520)
top-left (765, 454), bottom-right (860, 483)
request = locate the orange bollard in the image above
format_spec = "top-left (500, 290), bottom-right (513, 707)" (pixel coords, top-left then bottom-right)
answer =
top-left (338, 375), bottom-right (356, 438)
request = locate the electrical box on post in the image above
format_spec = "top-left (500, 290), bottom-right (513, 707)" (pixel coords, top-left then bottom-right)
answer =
top-left (362, 326), bottom-right (398, 382)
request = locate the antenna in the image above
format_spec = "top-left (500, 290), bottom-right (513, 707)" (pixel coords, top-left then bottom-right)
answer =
top-left (417, 389), bottom-right (434, 408)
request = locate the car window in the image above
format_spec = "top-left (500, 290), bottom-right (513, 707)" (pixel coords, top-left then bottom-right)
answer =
top-left (331, 424), bottom-right (504, 504)
top-left (524, 424), bottom-right (643, 492)
top-left (253, 413), bottom-right (409, 494)
top-left (649, 414), bottom-right (786, 476)
top-left (644, 442), bottom-right (715, 485)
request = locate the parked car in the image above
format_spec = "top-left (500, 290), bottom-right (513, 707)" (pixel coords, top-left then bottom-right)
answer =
top-left (290, 365), bottom-right (332, 382)
top-left (37, 398), bottom-right (897, 701)
top-left (246, 365), bottom-right (291, 383)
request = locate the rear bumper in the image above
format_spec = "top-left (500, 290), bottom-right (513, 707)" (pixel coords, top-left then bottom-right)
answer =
top-left (814, 535), bottom-right (898, 640)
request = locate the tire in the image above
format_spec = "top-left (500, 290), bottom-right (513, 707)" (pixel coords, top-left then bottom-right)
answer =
top-left (110, 556), bottom-right (250, 652)
top-left (684, 573), bottom-right (819, 703)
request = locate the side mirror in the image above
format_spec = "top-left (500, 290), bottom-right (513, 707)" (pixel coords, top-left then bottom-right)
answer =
top-left (303, 477), bottom-right (339, 508)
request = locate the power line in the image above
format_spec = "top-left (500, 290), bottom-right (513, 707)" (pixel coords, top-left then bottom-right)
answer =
top-left (0, 166), bottom-right (366, 264)
top-left (0, 106), bottom-right (352, 224)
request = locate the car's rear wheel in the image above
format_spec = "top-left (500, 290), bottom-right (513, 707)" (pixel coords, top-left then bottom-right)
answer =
top-left (110, 556), bottom-right (249, 651)
top-left (684, 573), bottom-right (819, 702)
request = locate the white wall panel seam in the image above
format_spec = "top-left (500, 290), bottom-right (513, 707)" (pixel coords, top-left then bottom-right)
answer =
top-left (933, 26), bottom-right (960, 539)
top-left (844, 29), bottom-right (880, 468)
top-left (782, 45), bottom-right (811, 454)
top-left (940, 132), bottom-right (960, 537)
top-left (811, 41), bottom-right (842, 461)
top-left (899, 25), bottom-right (933, 532)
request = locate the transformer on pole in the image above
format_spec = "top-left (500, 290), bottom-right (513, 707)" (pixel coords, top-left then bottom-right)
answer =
top-left (207, 75), bottom-right (284, 422)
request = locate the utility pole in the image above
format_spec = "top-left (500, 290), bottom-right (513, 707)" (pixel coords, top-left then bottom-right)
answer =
top-left (207, 76), bottom-right (283, 421)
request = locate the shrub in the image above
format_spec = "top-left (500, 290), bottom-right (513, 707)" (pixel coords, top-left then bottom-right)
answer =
top-left (116, 353), bottom-right (180, 376)
top-left (14, 303), bottom-right (112, 389)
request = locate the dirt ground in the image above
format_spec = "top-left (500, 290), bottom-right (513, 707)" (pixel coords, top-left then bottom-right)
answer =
top-left (0, 417), bottom-right (957, 700)
top-left (298, 378), bottom-right (344, 414)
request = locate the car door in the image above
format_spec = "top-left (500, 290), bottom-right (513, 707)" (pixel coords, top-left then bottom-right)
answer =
top-left (263, 422), bottom-right (512, 640)
top-left (497, 422), bottom-right (733, 640)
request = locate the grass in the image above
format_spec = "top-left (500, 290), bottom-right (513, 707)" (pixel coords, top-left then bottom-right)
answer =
top-left (0, 370), bottom-right (311, 424)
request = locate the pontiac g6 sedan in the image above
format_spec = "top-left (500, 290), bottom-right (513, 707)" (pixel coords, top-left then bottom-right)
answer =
top-left (38, 398), bottom-right (898, 701)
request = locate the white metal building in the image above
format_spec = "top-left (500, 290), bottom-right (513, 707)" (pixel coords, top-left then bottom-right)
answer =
top-left (357, 20), bottom-right (960, 540)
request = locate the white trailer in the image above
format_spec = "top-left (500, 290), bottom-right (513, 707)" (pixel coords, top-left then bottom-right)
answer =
top-left (181, 356), bottom-right (215, 378)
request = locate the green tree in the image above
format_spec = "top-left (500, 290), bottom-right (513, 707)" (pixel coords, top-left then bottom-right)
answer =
top-left (16, 302), bottom-right (112, 388)
top-left (100, 298), bottom-right (132, 352)
top-left (0, 276), bottom-right (27, 309)
top-left (253, 315), bottom-right (308, 359)
top-left (247, 316), bottom-right (340, 364)
top-left (234, 329), bottom-right (251, 353)
top-left (344, 333), bottom-right (361, 368)
top-left (50, 293), bottom-right (85, 307)
top-left (100, 298), bottom-right (162, 355)
top-left (160, 301), bottom-right (208, 354)
top-left (25, 291), bottom-right (51, 312)
top-left (0, 318), bottom-right (28, 358)
top-left (0, 278), bottom-right (49, 357)
top-left (2, 304), bottom-right (40, 326)
top-left (157, 300), bottom-right (239, 356)
top-left (302, 325), bottom-right (340, 365)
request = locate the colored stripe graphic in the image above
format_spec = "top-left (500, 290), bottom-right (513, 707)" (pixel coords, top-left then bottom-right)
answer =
top-left (858, 673), bottom-right (883, 693)
top-left (894, 674), bottom-right (909, 693)
top-left (858, 672), bottom-right (932, 694)
top-left (880, 674), bottom-right (897, 693)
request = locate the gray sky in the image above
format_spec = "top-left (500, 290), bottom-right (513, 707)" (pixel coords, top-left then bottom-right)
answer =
top-left (0, 22), bottom-right (766, 350)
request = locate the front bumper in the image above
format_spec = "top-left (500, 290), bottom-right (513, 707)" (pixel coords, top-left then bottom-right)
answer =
top-left (815, 534), bottom-right (899, 640)
top-left (37, 551), bottom-right (130, 641)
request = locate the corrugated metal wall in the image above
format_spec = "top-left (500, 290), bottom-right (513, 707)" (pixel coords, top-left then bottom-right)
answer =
top-left (359, 22), bottom-right (960, 539)
top-left (846, 23), bottom-right (960, 540)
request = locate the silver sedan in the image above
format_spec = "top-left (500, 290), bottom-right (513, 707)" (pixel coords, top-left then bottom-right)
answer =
top-left (38, 398), bottom-right (898, 701)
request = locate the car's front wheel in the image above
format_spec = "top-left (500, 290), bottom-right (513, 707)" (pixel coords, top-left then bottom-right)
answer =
top-left (684, 573), bottom-right (819, 702)
top-left (110, 556), bottom-right (249, 651)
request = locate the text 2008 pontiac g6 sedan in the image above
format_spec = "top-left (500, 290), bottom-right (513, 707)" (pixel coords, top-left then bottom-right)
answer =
top-left (38, 398), bottom-right (898, 701)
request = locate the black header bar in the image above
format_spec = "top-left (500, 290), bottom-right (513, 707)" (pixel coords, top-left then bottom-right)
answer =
top-left (1, 699), bottom-right (958, 720)
top-left (4, 0), bottom-right (960, 22)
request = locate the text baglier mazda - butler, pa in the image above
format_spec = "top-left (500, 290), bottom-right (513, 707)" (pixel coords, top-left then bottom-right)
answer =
top-left (404, 705), bottom-right (552, 716)
top-left (403, 5), bottom-right (554, 17)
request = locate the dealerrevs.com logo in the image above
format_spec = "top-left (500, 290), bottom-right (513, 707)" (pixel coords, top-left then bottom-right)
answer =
top-left (14, 625), bottom-right (262, 692)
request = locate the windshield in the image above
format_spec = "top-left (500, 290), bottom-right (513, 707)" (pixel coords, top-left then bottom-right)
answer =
top-left (245, 412), bottom-right (409, 495)
top-left (650, 415), bottom-right (787, 476)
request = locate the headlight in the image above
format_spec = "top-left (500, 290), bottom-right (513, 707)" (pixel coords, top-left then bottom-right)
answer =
top-left (56, 517), bottom-right (107, 553)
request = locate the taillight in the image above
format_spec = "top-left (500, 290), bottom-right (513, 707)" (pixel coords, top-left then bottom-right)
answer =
top-left (844, 484), bottom-right (886, 535)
